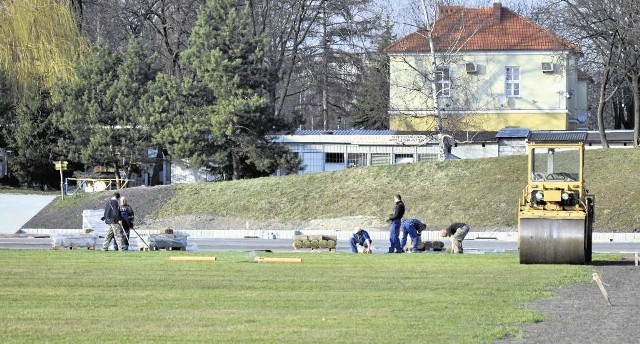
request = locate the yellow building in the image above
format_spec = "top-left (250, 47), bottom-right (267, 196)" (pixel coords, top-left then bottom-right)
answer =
top-left (386, 2), bottom-right (589, 131)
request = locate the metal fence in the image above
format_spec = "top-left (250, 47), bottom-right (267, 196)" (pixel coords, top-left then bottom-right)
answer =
top-left (65, 178), bottom-right (130, 195)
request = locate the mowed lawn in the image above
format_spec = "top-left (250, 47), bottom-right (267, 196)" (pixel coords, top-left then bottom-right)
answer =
top-left (0, 251), bottom-right (589, 343)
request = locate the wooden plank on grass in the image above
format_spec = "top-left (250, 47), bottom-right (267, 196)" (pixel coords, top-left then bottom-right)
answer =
top-left (169, 256), bottom-right (217, 262)
top-left (255, 257), bottom-right (302, 263)
top-left (592, 272), bottom-right (612, 306)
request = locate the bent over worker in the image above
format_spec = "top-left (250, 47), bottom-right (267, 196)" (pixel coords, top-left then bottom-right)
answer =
top-left (440, 223), bottom-right (470, 254)
top-left (401, 218), bottom-right (426, 253)
top-left (350, 227), bottom-right (372, 253)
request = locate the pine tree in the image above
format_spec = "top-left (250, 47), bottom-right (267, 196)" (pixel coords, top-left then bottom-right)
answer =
top-left (4, 82), bottom-right (59, 188)
top-left (54, 39), bottom-right (159, 178)
top-left (173, 0), bottom-right (298, 180)
top-left (0, 69), bottom-right (14, 148)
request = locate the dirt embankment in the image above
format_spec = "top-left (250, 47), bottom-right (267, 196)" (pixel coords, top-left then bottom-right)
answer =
top-left (23, 185), bottom-right (391, 232)
top-left (24, 185), bottom-right (176, 230)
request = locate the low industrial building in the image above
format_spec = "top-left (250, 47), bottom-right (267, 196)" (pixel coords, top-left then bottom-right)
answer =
top-left (274, 129), bottom-right (636, 175)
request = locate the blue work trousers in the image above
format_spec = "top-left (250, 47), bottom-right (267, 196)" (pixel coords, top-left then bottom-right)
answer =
top-left (350, 235), bottom-right (370, 253)
top-left (388, 219), bottom-right (403, 253)
top-left (401, 226), bottom-right (419, 252)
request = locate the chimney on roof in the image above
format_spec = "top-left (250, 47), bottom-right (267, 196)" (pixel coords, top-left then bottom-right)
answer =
top-left (438, 5), bottom-right (463, 16)
top-left (493, 2), bottom-right (502, 23)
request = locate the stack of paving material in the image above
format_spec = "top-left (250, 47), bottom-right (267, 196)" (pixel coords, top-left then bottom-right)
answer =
top-left (141, 228), bottom-right (188, 251)
top-left (51, 232), bottom-right (97, 250)
top-left (292, 234), bottom-right (337, 251)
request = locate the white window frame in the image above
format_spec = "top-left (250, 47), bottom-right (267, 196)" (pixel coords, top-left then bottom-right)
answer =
top-left (435, 66), bottom-right (451, 97)
top-left (505, 66), bottom-right (520, 97)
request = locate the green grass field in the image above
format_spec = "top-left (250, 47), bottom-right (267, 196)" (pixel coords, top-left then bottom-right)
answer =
top-left (0, 250), bottom-right (591, 343)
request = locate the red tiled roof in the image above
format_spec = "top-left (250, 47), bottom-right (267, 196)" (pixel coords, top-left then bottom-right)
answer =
top-left (387, 3), bottom-right (579, 53)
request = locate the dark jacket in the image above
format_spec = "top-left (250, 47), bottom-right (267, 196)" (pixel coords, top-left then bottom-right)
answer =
top-left (103, 198), bottom-right (122, 224)
top-left (388, 201), bottom-right (405, 221)
top-left (119, 204), bottom-right (135, 230)
top-left (444, 222), bottom-right (466, 236)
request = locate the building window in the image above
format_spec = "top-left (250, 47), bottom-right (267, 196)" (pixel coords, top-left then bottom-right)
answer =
top-left (371, 153), bottom-right (390, 166)
top-left (435, 66), bottom-right (451, 97)
top-left (347, 153), bottom-right (367, 168)
top-left (325, 152), bottom-right (344, 164)
top-left (394, 153), bottom-right (414, 164)
top-left (417, 153), bottom-right (439, 162)
top-left (506, 66), bottom-right (520, 97)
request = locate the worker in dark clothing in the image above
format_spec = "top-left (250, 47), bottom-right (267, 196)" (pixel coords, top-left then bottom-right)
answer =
top-left (350, 227), bottom-right (372, 253)
top-left (401, 218), bottom-right (426, 253)
top-left (118, 196), bottom-right (135, 250)
top-left (387, 194), bottom-right (405, 253)
top-left (101, 192), bottom-right (124, 251)
top-left (440, 222), bottom-right (470, 253)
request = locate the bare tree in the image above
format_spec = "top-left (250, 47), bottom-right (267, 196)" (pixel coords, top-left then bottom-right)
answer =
top-left (388, 0), bottom-right (488, 158)
top-left (247, 0), bottom-right (322, 120)
top-left (553, 0), bottom-right (640, 147)
top-left (72, 0), bottom-right (204, 76)
top-left (293, 0), bottom-right (384, 130)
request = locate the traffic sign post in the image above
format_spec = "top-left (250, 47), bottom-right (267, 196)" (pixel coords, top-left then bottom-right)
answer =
top-left (54, 161), bottom-right (68, 200)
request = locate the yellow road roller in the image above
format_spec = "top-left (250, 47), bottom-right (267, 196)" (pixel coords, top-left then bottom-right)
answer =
top-left (518, 132), bottom-right (595, 264)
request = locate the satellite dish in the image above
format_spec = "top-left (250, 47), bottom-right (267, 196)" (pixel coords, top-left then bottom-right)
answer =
top-left (496, 95), bottom-right (508, 106)
top-left (577, 113), bottom-right (588, 123)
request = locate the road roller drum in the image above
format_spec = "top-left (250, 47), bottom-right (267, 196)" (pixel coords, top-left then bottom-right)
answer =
top-left (519, 218), bottom-right (587, 264)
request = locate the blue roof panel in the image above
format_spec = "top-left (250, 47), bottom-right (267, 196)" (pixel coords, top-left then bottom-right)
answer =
top-left (528, 131), bottom-right (588, 142)
top-left (496, 127), bottom-right (530, 138)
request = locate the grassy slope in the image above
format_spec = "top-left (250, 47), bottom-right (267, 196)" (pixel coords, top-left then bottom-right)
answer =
top-left (0, 250), bottom-right (589, 343)
top-left (156, 148), bottom-right (640, 231)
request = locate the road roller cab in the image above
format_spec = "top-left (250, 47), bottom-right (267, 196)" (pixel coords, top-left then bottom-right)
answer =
top-left (518, 132), bottom-right (595, 264)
